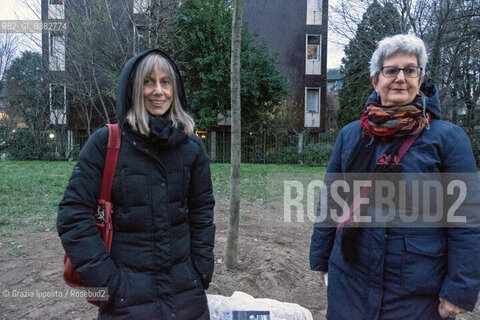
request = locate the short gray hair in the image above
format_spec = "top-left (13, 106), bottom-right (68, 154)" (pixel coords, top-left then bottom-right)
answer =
top-left (370, 34), bottom-right (428, 78)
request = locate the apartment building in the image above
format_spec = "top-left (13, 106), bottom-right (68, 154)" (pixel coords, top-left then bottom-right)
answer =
top-left (243, 0), bottom-right (328, 131)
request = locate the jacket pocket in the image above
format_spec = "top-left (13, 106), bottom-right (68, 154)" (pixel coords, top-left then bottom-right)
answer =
top-left (112, 168), bottom-right (150, 209)
top-left (110, 269), bottom-right (156, 311)
top-left (328, 229), bottom-right (356, 277)
top-left (172, 260), bottom-right (202, 294)
top-left (402, 236), bottom-right (447, 295)
top-left (124, 173), bottom-right (150, 207)
top-left (112, 169), bottom-right (151, 233)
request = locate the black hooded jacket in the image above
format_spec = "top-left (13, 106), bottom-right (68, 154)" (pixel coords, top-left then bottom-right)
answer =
top-left (58, 49), bottom-right (215, 319)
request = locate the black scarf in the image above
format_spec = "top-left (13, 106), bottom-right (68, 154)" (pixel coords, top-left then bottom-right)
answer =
top-left (148, 111), bottom-right (188, 150)
top-left (341, 135), bottom-right (405, 264)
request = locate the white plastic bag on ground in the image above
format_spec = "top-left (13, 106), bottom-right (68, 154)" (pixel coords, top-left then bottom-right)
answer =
top-left (207, 291), bottom-right (313, 320)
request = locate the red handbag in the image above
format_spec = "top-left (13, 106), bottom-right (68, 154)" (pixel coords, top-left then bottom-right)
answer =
top-left (62, 124), bottom-right (121, 306)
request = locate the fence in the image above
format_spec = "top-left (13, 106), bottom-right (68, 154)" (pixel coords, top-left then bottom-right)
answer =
top-left (0, 127), bottom-right (337, 165)
top-left (5, 125), bottom-right (480, 167)
top-left (0, 128), bottom-right (86, 161)
top-left (205, 130), bottom-right (336, 165)
top-left (1, 128), bottom-right (62, 160)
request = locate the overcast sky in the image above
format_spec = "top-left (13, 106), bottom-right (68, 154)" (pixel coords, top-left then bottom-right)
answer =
top-left (0, 0), bottom-right (38, 20)
top-left (0, 0), bottom-right (346, 68)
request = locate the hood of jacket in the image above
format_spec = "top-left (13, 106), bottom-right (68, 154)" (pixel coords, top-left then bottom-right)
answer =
top-left (115, 49), bottom-right (189, 126)
top-left (365, 82), bottom-right (441, 119)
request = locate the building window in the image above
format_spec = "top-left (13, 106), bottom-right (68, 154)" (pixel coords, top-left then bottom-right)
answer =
top-left (50, 84), bottom-right (66, 125)
top-left (49, 32), bottom-right (65, 71)
top-left (307, 0), bottom-right (322, 25)
top-left (48, 0), bottom-right (64, 19)
top-left (306, 35), bottom-right (321, 74)
top-left (305, 88), bottom-right (321, 128)
top-left (134, 0), bottom-right (151, 13)
top-left (134, 25), bottom-right (150, 53)
top-left (306, 88), bottom-right (320, 113)
top-left (307, 35), bottom-right (320, 61)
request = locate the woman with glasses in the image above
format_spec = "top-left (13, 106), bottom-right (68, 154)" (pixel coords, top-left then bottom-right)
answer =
top-left (310, 34), bottom-right (480, 319)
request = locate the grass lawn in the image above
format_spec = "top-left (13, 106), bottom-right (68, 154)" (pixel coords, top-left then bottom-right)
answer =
top-left (0, 161), bottom-right (324, 237)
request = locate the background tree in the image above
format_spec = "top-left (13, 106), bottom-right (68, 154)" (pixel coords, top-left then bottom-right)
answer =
top-left (176, 0), bottom-right (287, 131)
top-left (5, 51), bottom-right (48, 159)
top-left (337, 1), bottom-right (402, 128)
top-left (147, 0), bottom-right (184, 57)
top-left (176, 0), bottom-right (232, 129)
top-left (240, 34), bottom-right (288, 133)
top-left (0, 33), bottom-right (21, 132)
top-left (65, 0), bottom-right (134, 133)
top-left (424, 0), bottom-right (480, 135)
top-left (18, 0), bottom-right (136, 134)
top-left (0, 33), bottom-right (20, 84)
top-left (20, 0), bottom-right (286, 136)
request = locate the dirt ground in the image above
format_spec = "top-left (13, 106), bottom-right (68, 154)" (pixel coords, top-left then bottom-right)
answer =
top-left (0, 197), bottom-right (479, 319)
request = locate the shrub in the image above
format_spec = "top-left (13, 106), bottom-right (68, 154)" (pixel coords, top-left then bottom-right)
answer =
top-left (269, 146), bottom-right (299, 164)
top-left (68, 144), bottom-right (81, 161)
top-left (303, 143), bottom-right (334, 166)
top-left (5, 129), bottom-right (52, 160)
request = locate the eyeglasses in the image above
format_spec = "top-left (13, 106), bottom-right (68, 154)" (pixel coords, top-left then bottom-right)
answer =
top-left (380, 66), bottom-right (423, 78)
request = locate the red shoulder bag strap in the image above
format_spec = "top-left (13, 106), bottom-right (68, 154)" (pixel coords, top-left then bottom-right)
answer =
top-left (397, 131), bottom-right (420, 159)
top-left (335, 131), bottom-right (421, 234)
top-left (96, 124), bottom-right (121, 252)
top-left (99, 124), bottom-right (121, 202)
top-left (63, 124), bottom-right (121, 293)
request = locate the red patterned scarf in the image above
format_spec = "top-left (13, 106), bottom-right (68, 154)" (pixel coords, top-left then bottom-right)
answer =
top-left (360, 103), bottom-right (429, 137)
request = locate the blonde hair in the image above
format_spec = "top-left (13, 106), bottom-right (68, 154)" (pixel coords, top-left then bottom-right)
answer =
top-left (126, 53), bottom-right (195, 136)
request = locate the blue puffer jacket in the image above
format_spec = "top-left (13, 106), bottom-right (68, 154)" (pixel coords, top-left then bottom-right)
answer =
top-left (309, 84), bottom-right (480, 320)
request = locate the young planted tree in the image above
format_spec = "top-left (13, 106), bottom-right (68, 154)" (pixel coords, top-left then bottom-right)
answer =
top-left (225, 0), bottom-right (244, 270)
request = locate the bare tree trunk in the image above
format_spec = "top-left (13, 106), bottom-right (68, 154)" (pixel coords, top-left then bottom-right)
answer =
top-left (225, 0), bottom-right (244, 270)
top-left (91, 66), bottom-right (111, 123)
top-left (0, 33), bottom-right (19, 83)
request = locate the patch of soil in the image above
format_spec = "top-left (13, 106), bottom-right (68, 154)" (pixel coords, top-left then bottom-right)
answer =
top-left (0, 198), bottom-right (478, 319)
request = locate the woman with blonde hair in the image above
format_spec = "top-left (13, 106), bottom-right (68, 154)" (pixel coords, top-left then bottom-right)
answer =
top-left (58, 49), bottom-right (215, 319)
